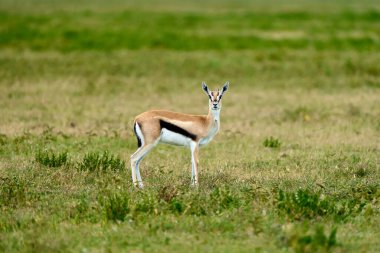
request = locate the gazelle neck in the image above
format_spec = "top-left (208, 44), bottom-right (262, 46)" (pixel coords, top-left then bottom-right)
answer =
top-left (208, 107), bottom-right (221, 123)
top-left (199, 106), bottom-right (221, 147)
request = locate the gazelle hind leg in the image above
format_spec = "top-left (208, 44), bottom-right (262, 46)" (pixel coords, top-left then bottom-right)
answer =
top-left (131, 122), bottom-right (144, 186)
top-left (130, 148), bottom-right (141, 186)
top-left (131, 120), bottom-right (162, 188)
top-left (130, 143), bottom-right (156, 188)
top-left (135, 160), bottom-right (143, 187)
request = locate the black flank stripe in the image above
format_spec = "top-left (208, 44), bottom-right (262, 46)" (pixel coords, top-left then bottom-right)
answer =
top-left (133, 123), bottom-right (142, 148)
top-left (159, 120), bottom-right (197, 140)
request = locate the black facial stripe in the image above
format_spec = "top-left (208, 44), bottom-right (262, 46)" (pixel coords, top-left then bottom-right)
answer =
top-left (133, 122), bottom-right (142, 148)
top-left (159, 120), bottom-right (197, 140)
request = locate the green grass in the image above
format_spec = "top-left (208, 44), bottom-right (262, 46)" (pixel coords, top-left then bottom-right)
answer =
top-left (0, 9), bottom-right (380, 51)
top-left (0, 0), bottom-right (379, 252)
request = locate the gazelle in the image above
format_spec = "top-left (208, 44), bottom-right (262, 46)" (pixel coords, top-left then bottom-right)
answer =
top-left (130, 81), bottom-right (230, 188)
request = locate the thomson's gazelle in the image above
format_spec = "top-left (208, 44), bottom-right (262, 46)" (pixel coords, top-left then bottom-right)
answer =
top-left (131, 81), bottom-right (230, 188)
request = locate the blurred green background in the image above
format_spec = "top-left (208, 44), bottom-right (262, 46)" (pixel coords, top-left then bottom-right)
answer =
top-left (0, 1), bottom-right (379, 252)
top-left (1, 0), bottom-right (380, 134)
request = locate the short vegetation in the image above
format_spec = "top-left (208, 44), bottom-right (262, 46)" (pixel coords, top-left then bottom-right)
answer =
top-left (35, 150), bottom-right (68, 167)
top-left (0, 0), bottom-right (379, 252)
top-left (263, 136), bottom-right (281, 148)
top-left (77, 151), bottom-right (125, 172)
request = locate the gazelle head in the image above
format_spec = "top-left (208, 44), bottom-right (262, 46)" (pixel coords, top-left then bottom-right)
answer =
top-left (202, 81), bottom-right (229, 111)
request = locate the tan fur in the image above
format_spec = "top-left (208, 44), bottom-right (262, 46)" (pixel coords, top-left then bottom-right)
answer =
top-left (134, 109), bottom-right (214, 143)
top-left (210, 91), bottom-right (220, 102)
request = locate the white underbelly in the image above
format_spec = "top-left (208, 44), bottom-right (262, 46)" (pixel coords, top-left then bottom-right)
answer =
top-left (160, 129), bottom-right (192, 147)
top-left (199, 136), bottom-right (213, 147)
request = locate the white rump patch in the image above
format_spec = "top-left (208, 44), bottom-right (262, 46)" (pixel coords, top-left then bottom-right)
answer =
top-left (135, 122), bottom-right (144, 147)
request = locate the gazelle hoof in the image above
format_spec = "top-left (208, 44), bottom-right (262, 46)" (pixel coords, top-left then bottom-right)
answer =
top-left (190, 182), bottom-right (198, 187)
top-left (133, 182), bottom-right (144, 189)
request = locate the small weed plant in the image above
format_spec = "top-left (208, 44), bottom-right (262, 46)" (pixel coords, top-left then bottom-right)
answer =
top-left (282, 224), bottom-right (339, 253)
top-left (78, 151), bottom-right (125, 172)
top-left (263, 136), bottom-right (281, 148)
top-left (99, 192), bottom-right (130, 222)
top-left (277, 188), bottom-right (370, 221)
top-left (278, 189), bottom-right (333, 220)
top-left (35, 150), bottom-right (68, 167)
top-left (0, 177), bottom-right (27, 207)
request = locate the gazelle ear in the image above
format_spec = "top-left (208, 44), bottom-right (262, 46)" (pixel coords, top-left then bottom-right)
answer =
top-left (202, 81), bottom-right (209, 95)
top-left (220, 81), bottom-right (230, 96)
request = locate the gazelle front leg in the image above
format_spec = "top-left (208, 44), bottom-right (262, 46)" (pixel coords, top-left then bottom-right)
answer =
top-left (190, 141), bottom-right (199, 186)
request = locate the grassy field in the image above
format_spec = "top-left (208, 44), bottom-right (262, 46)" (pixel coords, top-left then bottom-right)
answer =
top-left (0, 0), bottom-right (380, 252)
